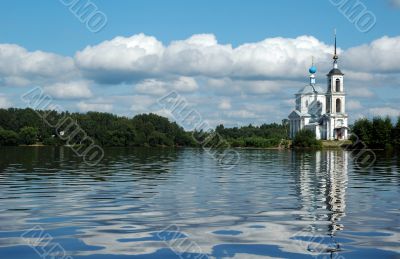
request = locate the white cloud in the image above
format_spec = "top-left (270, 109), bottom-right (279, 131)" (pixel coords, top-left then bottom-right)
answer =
top-left (130, 94), bottom-right (158, 114)
top-left (0, 95), bottom-right (11, 108)
top-left (0, 44), bottom-right (77, 86)
top-left (135, 79), bottom-right (168, 95)
top-left (226, 109), bottom-right (260, 119)
top-left (218, 99), bottom-right (232, 110)
top-left (244, 80), bottom-right (282, 94)
top-left (369, 107), bottom-right (400, 117)
top-left (44, 81), bottom-right (92, 99)
top-left (77, 101), bottom-right (113, 112)
top-left (173, 76), bottom-right (198, 92)
top-left (348, 87), bottom-right (375, 98)
top-left (390, 0), bottom-right (400, 8)
top-left (73, 34), bottom-right (336, 83)
top-left (135, 76), bottom-right (198, 95)
top-left (347, 100), bottom-right (363, 110)
top-left (232, 36), bottom-right (333, 79)
top-left (162, 34), bottom-right (233, 77)
top-left (1, 33), bottom-right (400, 126)
top-left (344, 36), bottom-right (400, 73)
top-left (75, 33), bottom-right (164, 83)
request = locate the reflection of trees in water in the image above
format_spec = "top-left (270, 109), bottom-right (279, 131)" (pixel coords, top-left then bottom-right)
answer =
top-left (0, 147), bottom-right (184, 204)
top-left (0, 146), bottom-right (183, 177)
top-left (291, 150), bottom-right (348, 236)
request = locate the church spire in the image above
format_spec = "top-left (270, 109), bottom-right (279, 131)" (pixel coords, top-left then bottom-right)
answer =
top-left (309, 56), bottom-right (317, 87)
top-left (333, 29), bottom-right (339, 69)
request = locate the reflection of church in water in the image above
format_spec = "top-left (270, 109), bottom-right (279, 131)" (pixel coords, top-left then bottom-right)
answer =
top-left (292, 150), bottom-right (348, 236)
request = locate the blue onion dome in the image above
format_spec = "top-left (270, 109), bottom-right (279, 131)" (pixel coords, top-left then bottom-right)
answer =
top-left (309, 66), bottom-right (317, 74)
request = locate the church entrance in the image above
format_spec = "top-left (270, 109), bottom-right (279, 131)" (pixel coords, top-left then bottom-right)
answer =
top-left (335, 128), bottom-right (343, 140)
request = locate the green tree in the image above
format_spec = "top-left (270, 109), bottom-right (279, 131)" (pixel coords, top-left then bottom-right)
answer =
top-left (293, 129), bottom-right (322, 149)
top-left (393, 117), bottom-right (400, 148)
top-left (0, 127), bottom-right (19, 146)
top-left (371, 117), bottom-right (392, 148)
top-left (19, 127), bottom-right (38, 145)
top-left (352, 118), bottom-right (373, 145)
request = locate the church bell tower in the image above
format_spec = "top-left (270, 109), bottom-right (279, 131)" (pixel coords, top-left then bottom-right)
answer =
top-left (325, 31), bottom-right (348, 140)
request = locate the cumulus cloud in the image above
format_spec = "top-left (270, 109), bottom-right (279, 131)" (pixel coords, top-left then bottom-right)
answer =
top-left (135, 76), bottom-right (198, 95)
top-left (348, 87), bottom-right (375, 98)
top-left (162, 34), bottom-right (233, 77)
top-left (44, 81), bottom-right (93, 99)
top-left (390, 0), bottom-right (400, 8)
top-left (0, 44), bottom-right (77, 86)
top-left (77, 101), bottom-right (113, 112)
top-left (130, 94), bottom-right (158, 114)
top-left (75, 33), bottom-right (164, 83)
top-left (226, 109), bottom-right (260, 119)
top-left (218, 99), bottom-right (232, 110)
top-left (135, 79), bottom-right (168, 95)
top-left (73, 34), bottom-right (337, 84)
top-left (1, 33), bottom-right (400, 124)
top-left (347, 100), bottom-right (363, 110)
top-left (369, 107), bottom-right (400, 117)
top-left (343, 36), bottom-right (400, 73)
top-left (172, 76), bottom-right (198, 92)
top-left (0, 94), bottom-right (11, 108)
top-left (232, 36), bottom-right (333, 79)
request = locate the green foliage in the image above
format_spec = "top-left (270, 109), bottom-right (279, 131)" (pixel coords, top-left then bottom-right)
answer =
top-left (0, 108), bottom-right (289, 148)
top-left (43, 136), bottom-right (58, 146)
top-left (0, 108), bottom-right (192, 147)
top-left (293, 129), bottom-right (322, 149)
top-left (351, 118), bottom-right (372, 144)
top-left (393, 117), bottom-right (400, 147)
top-left (215, 123), bottom-right (287, 148)
top-left (19, 127), bottom-right (38, 145)
top-left (352, 116), bottom-right (397, 149)
top-left (371, 117), bottom-right (392, 148)
top-left (0, 127), bottom-right (19, 146)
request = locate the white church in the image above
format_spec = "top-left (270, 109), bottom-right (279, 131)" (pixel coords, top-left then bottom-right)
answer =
top-left (288, 35), bottom-right (348, 140)
top-left (289, 36), bottom-right (348, 140)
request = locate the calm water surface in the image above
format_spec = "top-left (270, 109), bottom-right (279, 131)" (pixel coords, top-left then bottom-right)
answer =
top-left (0, 147), bottom-right (399, 259)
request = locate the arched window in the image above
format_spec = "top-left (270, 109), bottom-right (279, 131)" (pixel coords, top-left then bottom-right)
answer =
top-left (336, 99), bottom-right (341, 113)
top-left (305, 100), bottom-right (308, 107)
top-left (336, 79), bottom-right (341, 92)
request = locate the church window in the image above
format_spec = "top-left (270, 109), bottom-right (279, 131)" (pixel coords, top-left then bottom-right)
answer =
top-left (327, 98), bottom-right (331, 113)
top-left (335, 78), bottom-right (341, 92)
top-left (336, 99), bottom-right (341, 113)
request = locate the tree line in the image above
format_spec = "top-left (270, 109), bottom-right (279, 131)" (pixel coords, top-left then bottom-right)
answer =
top-left (214, 123), bottom-right (288, 148)
top-left (0, 108), bottom-right (194, 147)
top-left (351, 117), bottom-right (400, 150)
top-left (0, 108), bottom-right (288, 148)
top-left (2, 108), bottom-right (398, 150)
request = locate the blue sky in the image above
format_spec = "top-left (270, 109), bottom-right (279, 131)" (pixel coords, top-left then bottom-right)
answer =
top-left (1, 0), bottom-right (400, 126)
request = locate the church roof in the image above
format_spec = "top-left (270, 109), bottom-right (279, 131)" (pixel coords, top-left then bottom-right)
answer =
top-left (288, 110), bottom-right (310, 118)
top-left (297, 84), bottom-right (325, 94)
top-left (327, 68), bottom-right (344, 76)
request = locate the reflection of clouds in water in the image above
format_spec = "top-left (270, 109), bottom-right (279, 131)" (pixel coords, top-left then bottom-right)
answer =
top-left (0, 149), bottom-right (399, 258)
